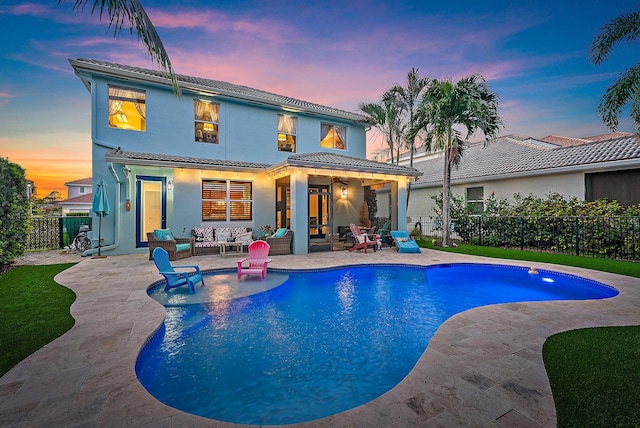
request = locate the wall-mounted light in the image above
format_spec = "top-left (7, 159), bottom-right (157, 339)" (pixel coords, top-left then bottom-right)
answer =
top-left (167, 179), bottom-right (173, 191)
top-left (341, 186), bottom-right (348, 198)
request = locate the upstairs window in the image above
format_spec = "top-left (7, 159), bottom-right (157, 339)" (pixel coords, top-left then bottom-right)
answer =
top-left (202, 180), bottom-right (252, 221)
top-left (195, 100), bottom-right (220, 144)
top-left (108, 86), bottom-right (146, 131)
top-left (320, 123), bottom-right (346, 150)
top-left (277, 114), bottom-right (297, 152)
top-left (466, 186), bottom-right (484, 214)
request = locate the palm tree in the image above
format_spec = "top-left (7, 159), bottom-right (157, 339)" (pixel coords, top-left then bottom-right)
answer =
top-left (590, 9), bottom-right (640, 130)
top-left (412, 74), bottom-right (502, 246)
top-left (60, 0), bottom-right (179, 94)
top-left (359, 94), bottom-right (404, 164)
top-left (385, 68), bottom-right (430, 168)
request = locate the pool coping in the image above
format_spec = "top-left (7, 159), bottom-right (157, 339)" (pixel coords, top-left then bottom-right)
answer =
top-left (1, 249), bottom-right (639, 427)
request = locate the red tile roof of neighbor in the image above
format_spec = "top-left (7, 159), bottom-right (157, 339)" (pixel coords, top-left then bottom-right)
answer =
top-left (64, 177), bottom-right (93, 186)
top-left (539, 132), bottom-right (634, 147)
top-left (59, 193), bottom-right (93, 204)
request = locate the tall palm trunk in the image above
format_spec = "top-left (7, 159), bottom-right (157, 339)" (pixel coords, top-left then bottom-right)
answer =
top-left (442, 127), bottom-right (452, 247)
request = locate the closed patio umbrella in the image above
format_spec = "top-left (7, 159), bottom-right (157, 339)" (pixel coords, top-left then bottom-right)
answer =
top-left (92, 178), bottom-right (110, 258)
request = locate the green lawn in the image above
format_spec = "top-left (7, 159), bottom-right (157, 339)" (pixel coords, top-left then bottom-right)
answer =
top-left (0, 264), bottom-right (76, 377)
top-left (418, 241), bottom-right (640, 278)
top-left (421, 241), bottom-right (640, 427)
top-left (543, 326), bottom-right (640, 427)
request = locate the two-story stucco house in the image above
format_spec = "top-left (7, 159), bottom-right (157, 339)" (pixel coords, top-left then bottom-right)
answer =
top-left (59, 177), bottom-right (93, 215)
top-left (70, 58), bottom-right (420, 256)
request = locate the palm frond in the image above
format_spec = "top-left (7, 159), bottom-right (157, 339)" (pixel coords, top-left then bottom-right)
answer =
top-left (598, 64), bottom-right (640, 131)
top-left (590, 10), bottom-right (640, 64)
top-left (61, 0), bottom-right (180, 95)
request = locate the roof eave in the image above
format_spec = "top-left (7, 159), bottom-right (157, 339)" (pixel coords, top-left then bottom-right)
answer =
top-left (413, 158), bottom-right (640, 188)
top-left (104, 152), bottom-right (268, 172)
top-left (69, 59), bottom-right (367, 124)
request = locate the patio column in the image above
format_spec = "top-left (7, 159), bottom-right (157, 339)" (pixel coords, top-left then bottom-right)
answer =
top-left (391, 179), bottom-right (408, 232)
top-left (290, 172), bottom-right (308, 254)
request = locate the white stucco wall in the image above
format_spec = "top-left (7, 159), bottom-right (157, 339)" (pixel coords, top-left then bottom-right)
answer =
top-left (378, 170), bottom-right (588, 221)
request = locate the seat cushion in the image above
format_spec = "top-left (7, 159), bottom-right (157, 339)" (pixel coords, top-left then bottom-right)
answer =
top-left (176, 243), bottom-right (191, 252)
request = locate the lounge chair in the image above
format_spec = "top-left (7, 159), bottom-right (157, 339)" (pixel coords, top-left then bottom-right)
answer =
top-left (390, 230), bottom-right (421, 253)
top-left (152, 247), bottom-right (205, 293)
top-left (237, 240), bottom-right (272, 280)
top-left (348, 223), bottom-right (377, 253)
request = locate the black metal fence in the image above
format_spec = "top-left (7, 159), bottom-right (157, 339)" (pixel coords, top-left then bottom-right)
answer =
top-left (27, 216), bottom-right (92, 251)
top-left (407, 215), bottom-right (640, 262)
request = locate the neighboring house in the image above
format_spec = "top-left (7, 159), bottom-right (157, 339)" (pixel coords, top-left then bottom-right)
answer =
top-left (59, 177), bottom-right (93, 215)
top-left (70, 58), bottom-right (420, 256)
top-left (376, 133), bottom-right (640, 223)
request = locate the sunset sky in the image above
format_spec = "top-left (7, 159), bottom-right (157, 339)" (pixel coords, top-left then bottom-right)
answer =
top-left (0, 0), bottom-right (636, 198)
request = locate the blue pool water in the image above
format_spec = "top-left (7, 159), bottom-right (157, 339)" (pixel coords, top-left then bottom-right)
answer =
top-left (136, 263), bottom-right (617, 425)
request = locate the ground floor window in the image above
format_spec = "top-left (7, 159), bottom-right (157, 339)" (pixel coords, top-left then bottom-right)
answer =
top-left (202, 180), bottom-right (252, 221)
top-left (466, 186), bottom-right (484, 213)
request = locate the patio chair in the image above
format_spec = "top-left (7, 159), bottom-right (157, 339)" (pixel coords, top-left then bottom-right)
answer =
top-left (348, 223), bottom-right (377, 253)
top-left (237, 240), bottom-right (272, 280)
top-left (378, 221), bottom-right (392, 246)
top-left (390, 230), bottom-right (422, 254)
top-left (152, 247), bottom-right (205, 293)
top-left (265, 229), bottom-right (293, 255)
top-left (147, 228), bottom-right (192, 260)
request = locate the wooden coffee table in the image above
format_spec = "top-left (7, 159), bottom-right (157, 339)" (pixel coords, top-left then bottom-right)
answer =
top-left (219, 241), bottom-right (243, 257)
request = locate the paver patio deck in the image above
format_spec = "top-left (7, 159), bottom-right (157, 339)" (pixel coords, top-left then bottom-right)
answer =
top-left (1, 248), bottom-right (639, 427)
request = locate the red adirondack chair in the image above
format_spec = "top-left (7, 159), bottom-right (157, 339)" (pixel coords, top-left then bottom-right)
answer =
top-left (348, 223), bottom-right (378, 253)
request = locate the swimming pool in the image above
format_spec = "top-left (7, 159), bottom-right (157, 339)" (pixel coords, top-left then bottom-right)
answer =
top-left (136, 263), bottom-right (617, 425)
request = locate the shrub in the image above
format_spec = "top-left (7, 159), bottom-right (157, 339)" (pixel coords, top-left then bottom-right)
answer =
top-left (0, 158), bottom-right (30, 267)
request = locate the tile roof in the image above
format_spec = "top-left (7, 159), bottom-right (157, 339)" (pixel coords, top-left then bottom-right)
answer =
top-left (64, 177), bottom-right (93, 186)
top-left (70, 58), bottom-right (368, 123)
top-left (105, 149), bottom-right (270, 170)
top-left (285, 152), bottom-right (421, 176)
top-left (59, 193), bottom-right (93, 204)
top-left (413, 134), bottom-right (640, 187)
top-left (104, 149), bottom-right (420, 177)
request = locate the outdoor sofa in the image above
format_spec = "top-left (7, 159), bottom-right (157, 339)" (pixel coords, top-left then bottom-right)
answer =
top-left (191, 227), bottom-right (254, 256)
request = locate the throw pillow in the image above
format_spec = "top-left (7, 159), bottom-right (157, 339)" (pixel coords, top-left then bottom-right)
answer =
top-left (239, 231), bottom-right (253, 242)
top-left (273, 228), bottom-right (287, 238)
top-left (216, 231), bottom-right (230, 242)
top-left (154, 229), bottom-right (174, 241)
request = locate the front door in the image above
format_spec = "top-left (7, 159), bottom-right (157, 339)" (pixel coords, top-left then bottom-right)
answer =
top-left (308, 185), bottom-right (332, 251)
top-left (136, 176), bottom-right (166, 247)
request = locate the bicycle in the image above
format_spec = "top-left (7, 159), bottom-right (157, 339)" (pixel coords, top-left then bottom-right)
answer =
top-left (72, 225), bottom-right (91, 253)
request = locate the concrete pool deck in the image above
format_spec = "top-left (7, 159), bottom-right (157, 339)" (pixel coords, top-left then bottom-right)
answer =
top-left (1, 249), bottom-right (639, 427)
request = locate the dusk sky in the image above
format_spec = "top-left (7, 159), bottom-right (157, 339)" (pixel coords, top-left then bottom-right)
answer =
top-left (1, 0), bottom-right (636, 198)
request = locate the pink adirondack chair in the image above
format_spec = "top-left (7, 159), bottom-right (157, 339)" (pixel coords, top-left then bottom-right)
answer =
top-left (237, 240), bottom-right (272, 280)
top-left (348, 223), bottom-right (377, 253)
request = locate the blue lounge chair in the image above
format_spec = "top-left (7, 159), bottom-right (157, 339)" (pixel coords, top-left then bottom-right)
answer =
top-left (390, 230), bottom-right (422, 253)
top-left (152, 247), bottom-right (205, 293)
